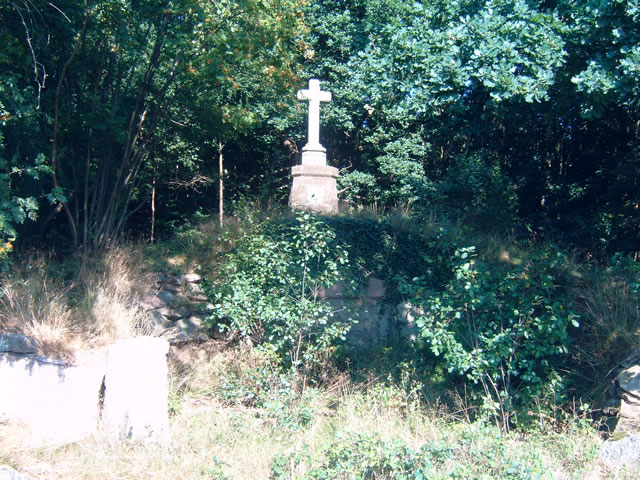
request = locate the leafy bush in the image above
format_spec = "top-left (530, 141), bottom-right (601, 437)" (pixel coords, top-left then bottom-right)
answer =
top-left (271, 425), bottom-right (550, 479)
top-left (208, 211), bottom-right (354, 371)
top-left (402, 245), bottom-right (579, 429)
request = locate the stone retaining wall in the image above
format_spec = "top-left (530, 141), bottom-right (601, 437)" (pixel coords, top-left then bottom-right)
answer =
top-left (316, 276), bottom-right (420, 348)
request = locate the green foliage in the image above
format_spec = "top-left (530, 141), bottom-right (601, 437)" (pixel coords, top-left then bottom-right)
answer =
top-left (207, 349), bottom-right (322, 432)
top-left (441, 153), bottom-right (518, 231)
top-left (303, 0), bottom-right (640, 256)
top-left (1, 0), bottom-right (307, 252)
top-left (204, 456), bottom-right (231, 480)
top-left (209, 211), bottom-right (354, 370)
top-left (403, 245), bottom-right (579, 428)
top-left (3, 0), bottom-right (640, 258)
top-left (324, 215), bottom-right (435, 291)
top-left (0, 72), bottom-right (59, 265)
top-left (271, 425), bottom-right (552, 480)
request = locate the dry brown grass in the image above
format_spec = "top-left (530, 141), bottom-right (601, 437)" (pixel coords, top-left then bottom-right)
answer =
top-left (79, 248), bottom-right (153, 346)
top-left (0, 247), bottom-right (153, 359)
top-left (0, 255), bottom-right (79, 359)
top-left (573, 273), bottom-right (640, 398)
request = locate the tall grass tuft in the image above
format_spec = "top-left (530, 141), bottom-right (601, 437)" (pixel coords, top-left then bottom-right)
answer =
top-left (0, 247), bottom-right (153, 358)
top-left (573, 271), bottom-right (640, 398)
top-left (80, 247), bottom-right (152, 345)
top-left (0, 255), bottom-right (78, 358)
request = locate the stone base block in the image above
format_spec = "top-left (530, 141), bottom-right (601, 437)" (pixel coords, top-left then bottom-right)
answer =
top-left (289, 164), bottom-right (339, 214)
top-left (300, 148), bottom-right (327, 166)
top-left (102, 337), bottom-right (170, 444)
top-left (0, 351), bottom-right (106, 445)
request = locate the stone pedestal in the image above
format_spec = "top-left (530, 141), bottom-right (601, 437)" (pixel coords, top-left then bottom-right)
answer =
top-left (289, 164), bottom-right (339, 214)
top-left (290, 79), bottom-right (339, 214)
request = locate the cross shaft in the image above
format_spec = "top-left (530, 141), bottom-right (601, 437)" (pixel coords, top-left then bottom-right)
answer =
top-left (297, 79), bottom-right (331, 148)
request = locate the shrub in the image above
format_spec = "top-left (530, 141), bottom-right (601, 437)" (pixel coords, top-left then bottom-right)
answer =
top-left (402, 245), bottom-right (579, 429)
top-left (208, 211), bottom-right (354, 371)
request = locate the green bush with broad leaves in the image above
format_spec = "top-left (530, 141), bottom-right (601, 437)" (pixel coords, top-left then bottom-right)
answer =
top-left (208, 211), bottom-right (353, 371)
top-left (401, 245), bottom-right (579, 429)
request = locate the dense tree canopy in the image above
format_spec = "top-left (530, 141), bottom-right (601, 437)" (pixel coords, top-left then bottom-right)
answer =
top-left (306, 0), bottom-right (639, 255)
top-left (1, 0), bottom-right (638, 257)
top-left (1, 0), bottom-right (305, 251)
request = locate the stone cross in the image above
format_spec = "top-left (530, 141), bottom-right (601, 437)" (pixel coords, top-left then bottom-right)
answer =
top-left (297, 79), bottom-right (331, 150)
top-left (289, 78), bottom-right (339, 213)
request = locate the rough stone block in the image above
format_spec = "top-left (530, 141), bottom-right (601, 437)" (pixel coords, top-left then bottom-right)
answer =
top-left (139, 294), bottom-right (166, 311)
top-left (0, 334), bottom-right (38, 354)
top-left (599, 432), bottom-right (640, 471)
top-left (0, 350), bottom-right (106, 445)
top-left (618, 365), bottom-right (640, 398)
top-left (181, 273), bottom-right (202, 283)
top-left (157, 291), bottom-right (179, 305)
top-left (0, 465), bottom-right (27, 480)
top-left (366, 277), bottom-right (386, 299)
top-left (316, 282), bottom-right (345, 300)
top-left (102, 337), bottom-right (170, 444)
top-left (149, 310), bottom-right (173, 331)
top-left (289, 164), bottom-right (339, 214)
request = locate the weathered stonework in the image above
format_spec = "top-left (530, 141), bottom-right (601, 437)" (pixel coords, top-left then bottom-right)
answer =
top-left (289, 79), bottom-right (339, 214)
top-left (316, 276), bottom-right (420, 348)
top-left (289, 164), bottom-right (339, 214)
top-left (0, 335), bottom-right (171, 446)
top-left (0, 347), bottom-right (106, 445)
top-left (140, 272), bottom-right (211, 344)
top-left (102, 337), bottom-right (171, 444)
top-left (599, 349), bottom-right (640, 471)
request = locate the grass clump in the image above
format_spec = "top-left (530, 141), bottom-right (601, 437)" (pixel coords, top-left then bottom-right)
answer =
top-left (0, 246), bottom-right (153, 358)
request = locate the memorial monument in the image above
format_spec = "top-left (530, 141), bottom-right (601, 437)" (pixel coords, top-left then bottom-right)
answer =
top-left (289, 79), bottom-right (339, 213)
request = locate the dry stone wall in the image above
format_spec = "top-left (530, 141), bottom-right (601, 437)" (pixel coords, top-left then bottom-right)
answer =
top-left (139, 273), bottom-right (213, 344)
top-left (139, 273), bottom-right (418, 349)
top-left (316, 276), bottom-right (420, 348)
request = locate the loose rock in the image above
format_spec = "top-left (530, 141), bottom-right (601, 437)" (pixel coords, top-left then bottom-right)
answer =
top-left (0, 465), bottom-right (27, 480)
top-left (618, 365), bottom-right (640, 400)
top-left (599, 432), bottom-right (640, 470)
top-left (157, 291), bottom-right (179, 306)
top-left (148, 310), bottom-right (173, 331)
top-left (139, 294), bottom-right (166, 311)
top-left (0, 334), bottom-right (38, 355)
top-left (187, 283), bottom-right (204, 294)
top-left (181, 273), bottom-right (202, 283)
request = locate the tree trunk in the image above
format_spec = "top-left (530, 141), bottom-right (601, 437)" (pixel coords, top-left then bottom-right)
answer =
top-left (150, 168), bottom-right (157, 244)
top-left (219, 141), bottom-right (224, 226)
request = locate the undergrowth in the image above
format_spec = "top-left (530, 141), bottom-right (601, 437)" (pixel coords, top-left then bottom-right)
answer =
top-left (0, 247), bottom-right (153, 358)
top-left (1, 205), bottom-right (638, 478)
